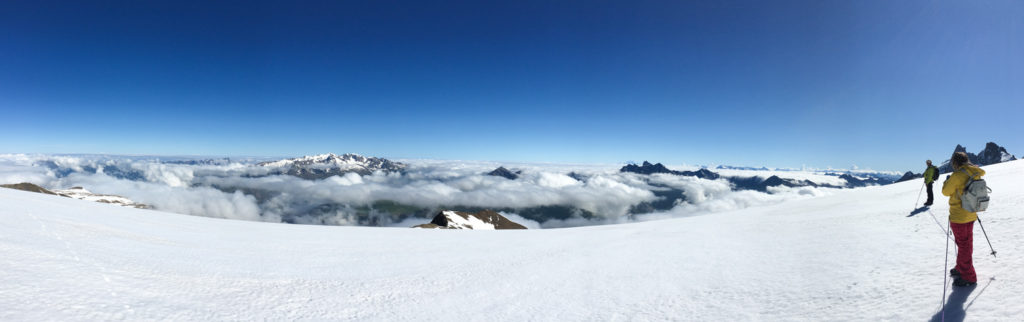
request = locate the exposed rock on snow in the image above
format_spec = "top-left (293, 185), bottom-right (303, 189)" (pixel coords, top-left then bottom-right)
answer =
top-left (257, 153), bottom-right (405, 179)
top-left (414, 210), bottom-right (527, 230)
top-left (1, 182), bottom-right (149, 208)
top-left (938, 142), bottom-right (1016, 173)
top-left (52, 187), bottom-right (150, 209)
top-left (1, 182), bottom-right (58, 195)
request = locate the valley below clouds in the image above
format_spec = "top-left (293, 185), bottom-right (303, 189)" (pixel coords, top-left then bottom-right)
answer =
top-left (0, 154), bottom-right (887, 228)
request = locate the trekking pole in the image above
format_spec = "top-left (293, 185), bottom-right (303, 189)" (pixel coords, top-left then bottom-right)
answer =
top-left (914, 181), bottom-right (925, 210)
top-left (941, 221), bottom-right (950, 321)
top-left (977, 217), bottom-right (997, 257)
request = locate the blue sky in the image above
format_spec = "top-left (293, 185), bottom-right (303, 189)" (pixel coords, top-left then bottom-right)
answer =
top-left (1, 0), bottom-right (1021, 171)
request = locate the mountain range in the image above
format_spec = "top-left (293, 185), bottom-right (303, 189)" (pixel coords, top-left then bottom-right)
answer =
top-left (257, 153), bottom-right (406, 179)
top-left (620, 161), bottom-right (721, 179)
top-left (4, 158), bottom-right (1022, 320)
top-left (938, 142), bottom-right (1017, 173)
top-left (897, 142), bottom-right (1017, 182)
top-left (9, 143), bottom-right (1013, 228)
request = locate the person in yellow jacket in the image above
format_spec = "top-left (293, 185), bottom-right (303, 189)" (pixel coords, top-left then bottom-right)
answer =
top-left (942, 151), bottom-right (985, 287)
top-left (923, 160), bottom-right (938, 206)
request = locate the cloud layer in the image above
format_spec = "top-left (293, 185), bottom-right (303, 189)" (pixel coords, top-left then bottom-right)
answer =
top-left (0, 154), bottom-right (838, 228)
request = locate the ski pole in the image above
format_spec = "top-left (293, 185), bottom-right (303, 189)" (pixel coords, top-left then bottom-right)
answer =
top-left (977, 217), bottom-right (997, 257)
top-left (941, 221), bottom-right (950, 321)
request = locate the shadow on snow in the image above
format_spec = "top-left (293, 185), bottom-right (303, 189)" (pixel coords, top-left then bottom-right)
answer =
top-left (908, 206), bottom-right (930, 217)
top-left (930, 277), bottom-right (995, 322)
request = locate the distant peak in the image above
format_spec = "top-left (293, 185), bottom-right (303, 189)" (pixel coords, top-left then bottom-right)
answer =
top-left (256, 153), bottom-right (405, 179)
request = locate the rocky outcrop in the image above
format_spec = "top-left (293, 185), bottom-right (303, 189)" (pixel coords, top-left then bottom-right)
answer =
top-left (1, 182), bottom-right (58, 195)
top-left (978, 142), bottom-right (1017, 165)
top-left (414, 210), bottom-right (527, 230)
top-left (52, 187), bottom-right (149, 209)
top-left (620, 161), bottom-right (721, 180)
top-left (487, 167), bottom-right (522, 180)
top-left (895, 171), bottom-right (922, 183)
top-left (1, 183), bottom-right (149, 209)
top-left (938, 142), bottom-right (1016, 173)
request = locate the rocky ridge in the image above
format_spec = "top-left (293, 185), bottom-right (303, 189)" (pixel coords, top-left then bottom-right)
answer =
top-left (937, 142), bottom-right (1016, 173)
top-left (414, 210), bottom-right (527, 230)
top-left (1, 183), bottom-right (148, 209)
top-left (257, 153), bottom-right (406, 179)
top-left (620, 161), bottom-right (721, 180)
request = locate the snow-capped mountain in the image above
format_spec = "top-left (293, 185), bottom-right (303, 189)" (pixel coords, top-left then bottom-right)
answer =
top-left (2, 159), bottom-right (1021, 320)
top-left (977, 142), bottom-right (1017, 164)
top-left (257, 153), bottom-right (405, 179)
top-left (413, 210), bottom-right (528, 229)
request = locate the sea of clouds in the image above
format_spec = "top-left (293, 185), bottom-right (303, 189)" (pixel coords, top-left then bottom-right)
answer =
top-left (0, 154), bottom-right (840, 228)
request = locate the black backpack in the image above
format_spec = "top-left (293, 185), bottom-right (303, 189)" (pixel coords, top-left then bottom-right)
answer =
top-left (931, 166), bottom-right (939, 181)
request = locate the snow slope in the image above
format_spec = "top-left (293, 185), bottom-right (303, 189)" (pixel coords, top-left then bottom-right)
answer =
top-left (2, 160), bottom-right (1023, 321)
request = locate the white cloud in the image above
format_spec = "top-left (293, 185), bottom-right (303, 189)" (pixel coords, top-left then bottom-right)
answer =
top-left (0, 154), bottom-right (840, 229)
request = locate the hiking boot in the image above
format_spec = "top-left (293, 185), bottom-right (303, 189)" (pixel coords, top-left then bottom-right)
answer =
top-left (950, 268), bottom-right (961, 278)
top-left (953, 278), bottom-right (976, 287)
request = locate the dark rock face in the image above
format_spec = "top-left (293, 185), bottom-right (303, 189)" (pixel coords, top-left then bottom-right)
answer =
top-left (620, 161), bottom-right (721, 180)
top-left (414, 210), bottom-right (527, 230)
top-left (938, 142), bottom-right (1016, 173)
top-left (687, 169), bottom-right (721, 180)
top-left (567, 172), bottom-right (587, 181)
top-left (621, 161), bottom-right (674, 175)
top-left (978, 142), bottom-right (1016, 165)
top-left (1, 182), bottom-right (57, 195)
top-left (487, 167), bottom-right (522, 180)
top-left (895, 171), bottom-right (922, 183)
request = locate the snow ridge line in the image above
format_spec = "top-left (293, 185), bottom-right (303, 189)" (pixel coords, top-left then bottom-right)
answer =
top-left (23, 210), bottom-right (135, 317)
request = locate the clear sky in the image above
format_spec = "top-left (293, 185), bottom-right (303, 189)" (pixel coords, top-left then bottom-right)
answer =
top-left (1, 1), bottom-right (1021, 171)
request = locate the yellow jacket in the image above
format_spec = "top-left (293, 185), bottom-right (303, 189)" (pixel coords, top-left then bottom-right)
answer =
top-left (942, 165), bottom-right (986, 223)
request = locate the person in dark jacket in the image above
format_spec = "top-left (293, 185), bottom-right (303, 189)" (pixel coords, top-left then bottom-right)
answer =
top-left (923, 160), bottom-right (938, 206)
top-left (942, 152), bottom-right (985, 287)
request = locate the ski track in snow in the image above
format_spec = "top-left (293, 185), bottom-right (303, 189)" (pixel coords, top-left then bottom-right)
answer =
top-left (2, 160), bottom-right (1023, 321)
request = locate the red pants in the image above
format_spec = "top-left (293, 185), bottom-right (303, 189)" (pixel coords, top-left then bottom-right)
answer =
top-left (951, 221), bottom-right (977, 283)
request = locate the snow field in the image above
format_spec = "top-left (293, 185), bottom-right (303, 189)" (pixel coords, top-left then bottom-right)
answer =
top-left (1, 160), bottom-right (1023, 321)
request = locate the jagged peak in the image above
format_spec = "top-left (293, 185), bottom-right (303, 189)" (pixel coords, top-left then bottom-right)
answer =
top-left (258, 153), bottom-right (395, 167)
